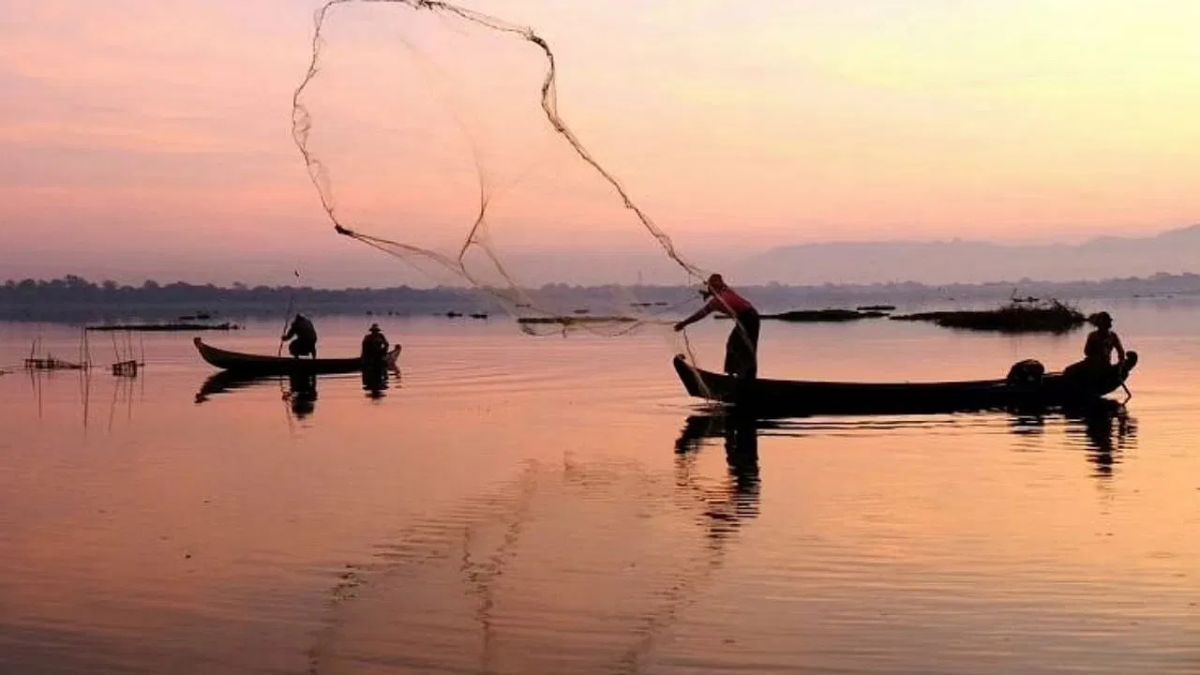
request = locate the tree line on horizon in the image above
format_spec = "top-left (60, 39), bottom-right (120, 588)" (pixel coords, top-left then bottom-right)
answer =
top-left (4, 273), bottom-right (1200, 322)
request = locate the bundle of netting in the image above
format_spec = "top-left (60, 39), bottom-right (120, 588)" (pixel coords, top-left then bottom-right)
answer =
top-left (292, 0), bottom-right (708, 337)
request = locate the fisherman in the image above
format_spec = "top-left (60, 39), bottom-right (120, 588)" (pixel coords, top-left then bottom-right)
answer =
top-left (282, 313), bottom-right (318, 358)
top-left (1063, 311), bottom-right (1128, 386)
top-left (674, 273), bottom-right (760, 380)
top-left (1082, 312), bottom-right (1126, 368)
top-left (360, 323), bottom-right (390, 365)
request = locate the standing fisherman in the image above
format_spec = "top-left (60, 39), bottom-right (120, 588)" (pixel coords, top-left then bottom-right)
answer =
top-left (674, 274), bottom-right (760, 380)
top-left (282, 313), bottom-right (318, 358)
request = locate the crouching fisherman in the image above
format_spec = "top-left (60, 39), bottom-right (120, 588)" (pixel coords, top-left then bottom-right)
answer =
top-left (674, 274), bottom-right (760, 380)
top-left (360, 323), bottom-right (390, 366)
top-left (282, 313), bottom-right (318, 358)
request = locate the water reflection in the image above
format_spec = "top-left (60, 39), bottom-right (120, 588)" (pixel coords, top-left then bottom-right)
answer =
top-left (675, 412), bottom-right (762, 532)
top-left (24, 368), bottom-right (142, 431)
top-left (194, 371), bottom-right (320, 419)
top-left (195, 371), bottom-right (263, 403)
top-left (1008, 401), bottom-right (1137, 477)
top-left (1068, 403), bottom-right (1137, 478)
top-left (286, 372), bottom-right (318, 419)
top-left (195, 367), bottom-right (398, 409)
top-left (686, 400), bottom-right (1137, 481)
top-left (361, 367), bottom-right (395, 400)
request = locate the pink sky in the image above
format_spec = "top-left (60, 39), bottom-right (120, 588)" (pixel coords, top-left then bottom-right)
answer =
top-left (2, 0), bottom-right (1198, 286)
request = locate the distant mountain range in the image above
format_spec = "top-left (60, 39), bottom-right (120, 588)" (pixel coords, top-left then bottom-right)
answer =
top-left (5, 225), bottom-right (1199, 289)
top-left (731, 225), bottom-right (1200, 285)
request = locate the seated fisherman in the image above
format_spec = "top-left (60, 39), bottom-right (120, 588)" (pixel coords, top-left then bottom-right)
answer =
top-left (360, 323), bottom-right (390, 365)
top-left (1062, 311), bottom-right (1129, 387)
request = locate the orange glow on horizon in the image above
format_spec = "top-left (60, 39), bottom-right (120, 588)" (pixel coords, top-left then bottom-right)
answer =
top-left (2, 0), bottom-right (1198, 284)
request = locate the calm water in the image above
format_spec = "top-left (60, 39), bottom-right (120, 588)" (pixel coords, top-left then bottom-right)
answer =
top-left (2, 300), bottom-right (1199, 674)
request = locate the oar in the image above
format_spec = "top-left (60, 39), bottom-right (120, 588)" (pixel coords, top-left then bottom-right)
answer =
top-left (276, 270), bottom-right (300, 358)
top-left (1118, 352), bottom-right (1134, 403)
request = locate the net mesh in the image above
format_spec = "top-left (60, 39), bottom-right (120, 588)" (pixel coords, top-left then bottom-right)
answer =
top-left (291, 0), bottom-right (711, 337)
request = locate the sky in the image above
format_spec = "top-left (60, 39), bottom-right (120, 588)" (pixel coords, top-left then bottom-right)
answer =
top-left (1, 0), bottom-right (1198, 287)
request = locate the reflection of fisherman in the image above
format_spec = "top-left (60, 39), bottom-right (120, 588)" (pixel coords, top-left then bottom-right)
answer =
top-left (674, 274), bottom-right (760, 380)
top-left (360, 323), bottom-right (389, 365)
top-left (282, 313), bottom-right (318, 358)
top-left (288, 372), bottom-right (318, 418)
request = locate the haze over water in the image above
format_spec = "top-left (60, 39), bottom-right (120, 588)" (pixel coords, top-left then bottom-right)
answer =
top-left (2, 299), bottom-right (1198, 673)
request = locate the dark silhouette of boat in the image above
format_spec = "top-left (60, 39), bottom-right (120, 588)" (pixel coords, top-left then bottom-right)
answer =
top-left (194, 338), bottom-right (400, 375)
top-left (672, 352), bottom-right (1137, 415)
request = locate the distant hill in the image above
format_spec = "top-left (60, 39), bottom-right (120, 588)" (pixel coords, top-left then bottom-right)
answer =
top-left (732, 225), bottom-right (1200, 285)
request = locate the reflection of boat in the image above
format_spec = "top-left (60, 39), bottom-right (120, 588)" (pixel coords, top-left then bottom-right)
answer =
top-left (195, 371), bottom-right (276, 402)
top-left (195, 368), bottom-right (397, 410)
top-left (673, 351), bottom-right (1137, 415)
top-left (194, 337), bottom-right (400, 375)
top-left (194, 371), bottom-right (318, 417)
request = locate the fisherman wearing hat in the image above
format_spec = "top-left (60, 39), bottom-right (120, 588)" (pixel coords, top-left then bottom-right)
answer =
top-left (361, 323), bottom-right (390, 366)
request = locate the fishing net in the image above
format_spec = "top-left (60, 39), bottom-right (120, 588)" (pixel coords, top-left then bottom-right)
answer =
top-left (291, 0), bottom-right (711, 337)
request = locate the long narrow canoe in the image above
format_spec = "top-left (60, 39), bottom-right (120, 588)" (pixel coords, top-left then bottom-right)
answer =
top-left (194, 337), bottom-right (400, 375)
top-left (673, 352), bottom-right (1136, 415)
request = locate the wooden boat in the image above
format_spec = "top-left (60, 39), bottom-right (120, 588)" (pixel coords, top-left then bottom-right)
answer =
top-left (672, 352), bottom-right (1137, 415)
top-left (194, 338), bottom-right (400, 375)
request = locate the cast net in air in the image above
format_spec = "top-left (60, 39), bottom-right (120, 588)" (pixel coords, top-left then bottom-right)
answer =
top-left (291, 0), bottom-right (711, 336)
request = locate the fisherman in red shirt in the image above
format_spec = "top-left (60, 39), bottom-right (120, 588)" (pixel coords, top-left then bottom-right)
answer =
top-left (674, 274), bottom-right (760, 380)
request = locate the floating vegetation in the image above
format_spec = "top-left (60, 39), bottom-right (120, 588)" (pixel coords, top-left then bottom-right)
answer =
top-left (87, 322), bottom-right (238, 332)
top-left (718, 309), bottom-right (887, 322)
top-left (856, 304), bottom-right (896, 312)
top-left (517, 315), bottom-right (639, 326)
top-left (891, 299), bottom-right (1086, 333)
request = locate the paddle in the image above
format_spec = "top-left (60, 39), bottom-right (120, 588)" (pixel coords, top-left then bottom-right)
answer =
top-left (1118, 350), bottom-right (1137, 403)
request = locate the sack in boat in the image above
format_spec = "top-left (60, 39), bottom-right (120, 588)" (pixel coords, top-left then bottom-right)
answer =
top-left (1006, 359), bottom-right (1045, 386)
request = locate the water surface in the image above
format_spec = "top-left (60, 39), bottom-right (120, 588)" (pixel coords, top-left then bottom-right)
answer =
top-left (1, 301), bottom-right (1198, 673)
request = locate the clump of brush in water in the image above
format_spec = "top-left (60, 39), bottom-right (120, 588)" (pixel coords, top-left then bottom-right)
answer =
top-left (891, 299), bottom-right (1086, 333)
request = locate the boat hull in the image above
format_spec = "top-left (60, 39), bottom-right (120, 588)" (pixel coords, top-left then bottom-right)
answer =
top-left (672, 353), bottom-right (1136, 415)
top-left (194, 338), bottom-right (400, 375)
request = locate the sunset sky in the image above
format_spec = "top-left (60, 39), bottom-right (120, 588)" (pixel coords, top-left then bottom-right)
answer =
top-left (2, 0), bottom-right (1198, 286)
